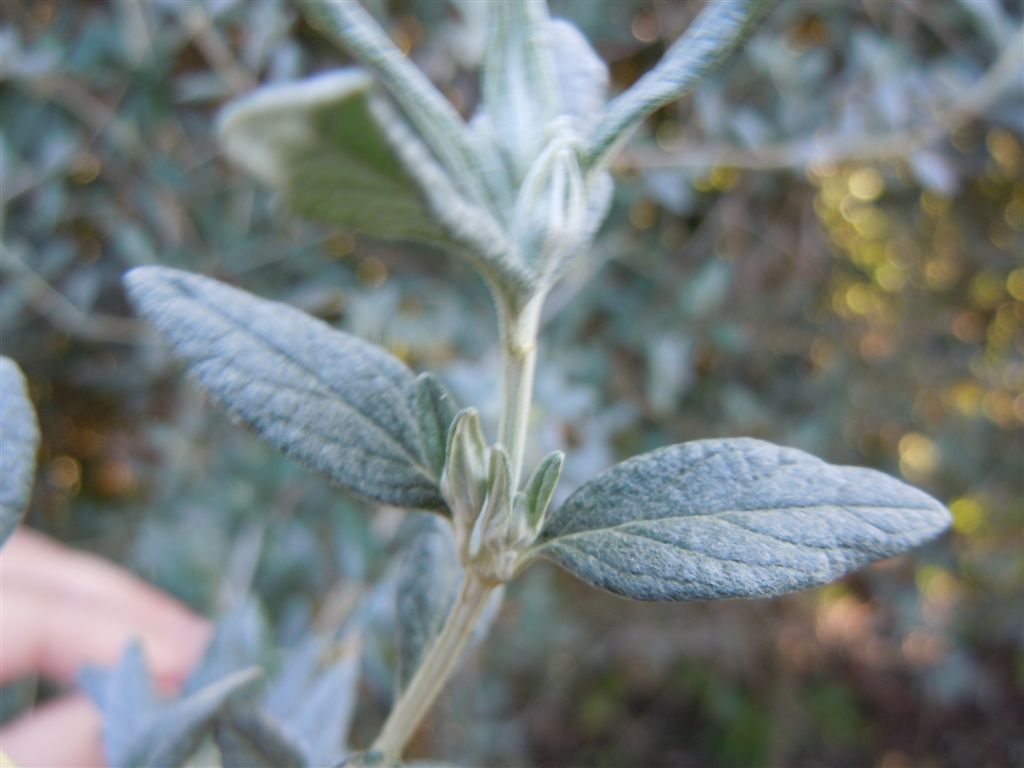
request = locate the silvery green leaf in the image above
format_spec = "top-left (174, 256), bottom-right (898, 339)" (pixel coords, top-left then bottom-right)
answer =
top-left (300, 0), bottom-right (488, 203)
top-left (544, 18), bottom-right (609, 137)
top-left (521, 450), bottom-right (564, 531)
top-left (587, 0), bottom-right (774, 169)
top-left (536, 438), bottom-right (951, 602)
top-left (143, 668), bottom-right (263, 768)
top-left (483, 0), bottom-right (558, 179)
top-left (414, 373), bottom-right (459, 480)
top-left (369, 97), bottom-right (532, 299)
top-left (396, 515), bottom-right (461, 692)
top-left (442, 409), bottom-right (489, 530)
top-left (83, 641), bottom-right (161, 768)
top-left (0, 357), bottom-right (38, 546)
top-left (218, 70), bottom-right (449, 244)
top-left (186, 600), bottom-right (266, 695)
top-left (125, 267), bottom-right (445, 511)
top-left (215, 708), bottom-right (306, 768)
top-left (87, 642), bottom-right (263, 768)
top-left (265, 636), bottom-right (362, 765)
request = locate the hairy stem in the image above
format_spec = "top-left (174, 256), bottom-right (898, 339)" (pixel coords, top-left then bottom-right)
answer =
top-left (371, 573), bottom-right (495, 761)
top-left (497, 292), bottom-right (543, 488)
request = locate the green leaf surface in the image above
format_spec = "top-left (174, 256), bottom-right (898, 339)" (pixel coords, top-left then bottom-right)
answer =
top-left (218, 70), bottom-right (449, 244)
top-left (0, 356), bottom-right (38, 546)
top-left (536, 438), bottom-right (951, 602)
top-left (125, 267), bottom-right (445, 511)
top-left (587, 0), bottom-right (774, 168)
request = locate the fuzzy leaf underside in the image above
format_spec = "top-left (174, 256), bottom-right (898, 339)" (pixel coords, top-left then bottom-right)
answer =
top-left (218, 70), bottom-right (448, 244)
top-left (537, 438), bottom-right (951, 602)
top-left (125, 267), bottom-right (445, 510)
top-left (0, 357), bottom-right (39, 546)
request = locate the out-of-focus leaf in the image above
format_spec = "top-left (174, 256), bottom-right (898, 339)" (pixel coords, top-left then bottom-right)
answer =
top-left (125, 267), bottom-right (446, 511)
top-left (143, 667), bottom-right (263, 768)
top-left (536, 438), bottom-right (951, 601)
top-left (218, 70), bottom-right (450, 244)
top-left (215, 707), bottom-right (306, 768)
top-left (82, 642), bottom-right (161, 768)
top-left (396, 515), bottom-right (462, 691)
top-left (84, 642), bottom-right (262, 768)
top-left (545, 17), bottom-right (609, 138)
top-left (0, 356), bottom-right (38, 546)
top-left (395, 513), bottom-right (505, 691)
top-left (186, 600), bottom-right (266, 694)
top-left (265, 635), bottom-right (362, 766)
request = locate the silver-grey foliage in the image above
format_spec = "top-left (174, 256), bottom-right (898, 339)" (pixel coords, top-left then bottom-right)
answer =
top-left (83, 641), bottom-right (262, 768)
top-left (217, 70), bottom-right (450, 245)
top-left (535, 438), bottom-right (951, 602)
top-left (125, 267), bottom-right (445, 511)
top-left (0, 356), bottom-right (38, 546)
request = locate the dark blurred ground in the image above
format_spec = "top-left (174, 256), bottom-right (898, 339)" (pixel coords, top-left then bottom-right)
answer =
top-left (1, 1), bottom-right (1022, 766)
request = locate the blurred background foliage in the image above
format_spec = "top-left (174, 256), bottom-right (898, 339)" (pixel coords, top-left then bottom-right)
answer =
top-left (1, 0), bottom-right (1022, 766)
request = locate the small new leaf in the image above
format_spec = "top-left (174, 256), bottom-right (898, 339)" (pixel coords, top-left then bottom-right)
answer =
top-left (219, 70), bottom-right (449, 244)
top-left (0, 357), bottom-right (39, 546)
top-left (125, 267), bottom-right (445, 511)
top-left (521, 450), bottom-right (564, 531)
top-left (414, 373), bottom-right (459, 480)
top-left (442, 408), bottom-right (489, 533)
top-left (536, 438), bottom-right (951, 602)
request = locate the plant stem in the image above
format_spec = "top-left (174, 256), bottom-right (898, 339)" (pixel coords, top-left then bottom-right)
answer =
top-left (371, 573), bottom-right (495, 761)
top-left (497, 292), bottom-right (543, 488)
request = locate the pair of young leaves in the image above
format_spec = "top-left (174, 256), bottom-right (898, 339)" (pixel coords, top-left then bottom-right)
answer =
top-left (126, 267), bottom-right (951, 604)
top-left (218, 0), bottom-right (774, 303)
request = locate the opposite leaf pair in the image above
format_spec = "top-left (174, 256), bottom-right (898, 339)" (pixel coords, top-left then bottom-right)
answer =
top-left (126, 266), bottom-right (952, 604)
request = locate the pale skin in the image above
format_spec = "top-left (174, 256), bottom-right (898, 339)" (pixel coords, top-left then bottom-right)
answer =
top-left (0, 529), bottom-right (209, 768)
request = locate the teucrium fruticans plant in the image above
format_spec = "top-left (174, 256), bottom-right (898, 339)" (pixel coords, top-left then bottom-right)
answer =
top-left (124, 1), bottom-right (951, 764)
